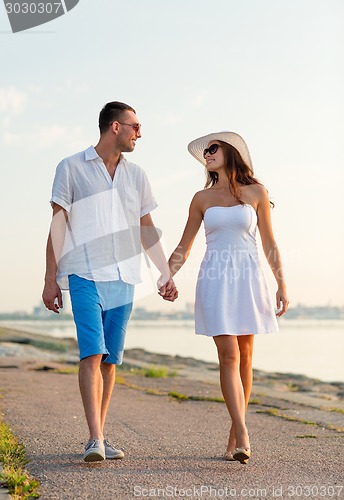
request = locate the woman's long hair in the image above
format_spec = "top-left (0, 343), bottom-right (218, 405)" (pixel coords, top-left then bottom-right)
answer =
top-left (204, 140), bottom-right (274, 207)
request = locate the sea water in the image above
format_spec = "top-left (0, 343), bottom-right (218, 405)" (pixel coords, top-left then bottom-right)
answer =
top-left (1, 319), bottom-right (343, 383)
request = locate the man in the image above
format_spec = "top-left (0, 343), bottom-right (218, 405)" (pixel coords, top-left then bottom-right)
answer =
top-left (42, 101), bottom-right (177, 462)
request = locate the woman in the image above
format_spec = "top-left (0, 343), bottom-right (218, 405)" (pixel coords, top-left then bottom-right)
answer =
top-left (167, 131), bottom-right (288, 464)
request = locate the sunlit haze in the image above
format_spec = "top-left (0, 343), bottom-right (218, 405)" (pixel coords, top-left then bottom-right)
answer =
top-left (1, 0), bottom-right (343, 313)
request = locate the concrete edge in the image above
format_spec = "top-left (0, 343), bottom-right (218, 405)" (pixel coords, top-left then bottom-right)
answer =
top-left (0, 464), bottom-right (10, 499)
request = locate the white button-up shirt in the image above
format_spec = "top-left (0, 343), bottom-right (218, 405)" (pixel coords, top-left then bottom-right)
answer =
top-left (51, 146), bottom-right (157, 289)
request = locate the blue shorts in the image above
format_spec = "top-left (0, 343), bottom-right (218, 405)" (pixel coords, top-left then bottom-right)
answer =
top-left (68, 274), bottom-right (134, 365)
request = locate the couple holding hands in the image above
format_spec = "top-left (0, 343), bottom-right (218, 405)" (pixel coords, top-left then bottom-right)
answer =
top-left (42, 101), bottom-right (288, 464)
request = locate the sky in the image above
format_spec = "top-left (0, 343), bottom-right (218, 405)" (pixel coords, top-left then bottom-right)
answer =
top-left (0, 0), bottom-right (343, 313)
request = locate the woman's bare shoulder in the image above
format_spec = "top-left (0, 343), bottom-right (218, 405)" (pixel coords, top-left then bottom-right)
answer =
top-left (246, 182), bottom-right (267, 194)
top-left (189, 189), bottom-right (212, 215)
top-left (191, 189), bottom-right (209, 204)
top-left (244, 183), bottom-right (268, 200)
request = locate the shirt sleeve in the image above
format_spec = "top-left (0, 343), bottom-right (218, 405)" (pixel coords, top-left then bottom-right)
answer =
top-left (140, 169), bottom-right (158, 217)
top-left (50, 159), bottom-right (73, 212)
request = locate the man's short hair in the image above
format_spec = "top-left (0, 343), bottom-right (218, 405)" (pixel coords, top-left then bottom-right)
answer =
top-left (99, 101), bottom-right (136, 134)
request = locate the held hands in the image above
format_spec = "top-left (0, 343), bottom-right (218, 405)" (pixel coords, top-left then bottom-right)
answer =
top-left (42, 280), bottom-right (63, 314)
top-left (276, 287), bottom-right (289, 317)
top-left (157, 275), bottom-right (178, 302)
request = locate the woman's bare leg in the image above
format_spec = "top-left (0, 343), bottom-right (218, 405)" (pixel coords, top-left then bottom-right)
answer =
top-left (213, 335), bottom-right (250, 452)
top-left (227, 335), bottom-right (254, 453)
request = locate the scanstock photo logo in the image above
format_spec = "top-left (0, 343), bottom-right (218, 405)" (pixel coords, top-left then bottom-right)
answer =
top-left (4, 0), bottom-right (79, 33)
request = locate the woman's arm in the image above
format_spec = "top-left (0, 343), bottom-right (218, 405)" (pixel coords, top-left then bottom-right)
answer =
top-left (168, 193), bottom-right (204, 277)
top-left (256, 187), bottom-right (289, 317)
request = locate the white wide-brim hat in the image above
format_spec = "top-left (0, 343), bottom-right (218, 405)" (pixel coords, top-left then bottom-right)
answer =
top-left (187, 131), bottom-right (252, 170)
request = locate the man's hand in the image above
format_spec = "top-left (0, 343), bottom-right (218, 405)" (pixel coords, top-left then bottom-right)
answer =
top-left (42, 280), bottom-right (63, 314)
top-left (157, 275), bottom-right (178, 302)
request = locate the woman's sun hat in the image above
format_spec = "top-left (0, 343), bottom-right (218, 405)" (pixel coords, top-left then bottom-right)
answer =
top-left (187, 131), bottom-right (253, 169)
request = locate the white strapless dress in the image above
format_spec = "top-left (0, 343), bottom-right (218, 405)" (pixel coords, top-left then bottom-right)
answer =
top-left (195, 204), bottom-right (279, 336)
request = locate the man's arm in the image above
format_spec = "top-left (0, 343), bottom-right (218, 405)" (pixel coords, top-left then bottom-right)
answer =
top-left (140, 213), bottom-right (178, 301)
top-left (42, 204), bottom-right (68, 313)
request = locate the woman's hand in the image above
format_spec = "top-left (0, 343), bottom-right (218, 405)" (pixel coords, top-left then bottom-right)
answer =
top-left (276, 287), bottom-right (289, 317)
top-left (157, 275), bottom-right (179, 302)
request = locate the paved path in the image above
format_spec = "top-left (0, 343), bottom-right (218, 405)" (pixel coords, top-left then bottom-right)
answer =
top-left (0, 358), bottom-right (343, 499)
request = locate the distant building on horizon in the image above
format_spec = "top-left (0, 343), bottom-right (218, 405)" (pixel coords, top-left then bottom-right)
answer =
top-left (1, 302), bottom-right (343, 321)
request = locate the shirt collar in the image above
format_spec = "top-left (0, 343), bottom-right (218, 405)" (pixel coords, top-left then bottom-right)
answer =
top-left (84, 146), bottom-right (99, 161)
top-left (84, 146), bottom-right (126, 166)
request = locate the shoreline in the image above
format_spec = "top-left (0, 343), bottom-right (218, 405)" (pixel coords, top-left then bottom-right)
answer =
top-left (2, 318), bottom-right (344, 385)
top-left (1, 325), bottom-right (344, 413)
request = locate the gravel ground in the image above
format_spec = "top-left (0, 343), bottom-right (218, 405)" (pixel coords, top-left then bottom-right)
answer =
top-left (0, 355), bottom-right (343, 500)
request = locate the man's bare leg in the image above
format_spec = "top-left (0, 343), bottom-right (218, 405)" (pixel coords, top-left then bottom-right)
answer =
top-left (79, 354), bottom-right (104, 441)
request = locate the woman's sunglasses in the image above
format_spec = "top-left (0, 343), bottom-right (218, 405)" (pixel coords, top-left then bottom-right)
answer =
top-left (203, 143), bottom-right (221, 158)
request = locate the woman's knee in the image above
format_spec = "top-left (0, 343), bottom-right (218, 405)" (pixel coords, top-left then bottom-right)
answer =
top-left (217, 347), bottom-right (240, 367)
top-left (238, 336), bottom-right (254, 365)
top-left (214, 336), bottom-right (240, 366)
top-left (239, 348), bottom-right (253, 366)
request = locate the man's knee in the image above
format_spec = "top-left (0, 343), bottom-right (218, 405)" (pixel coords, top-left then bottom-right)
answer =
top-left (101, 361), bottom-right (116, 374)
top-left (80, 354), bottom-right (103, 369)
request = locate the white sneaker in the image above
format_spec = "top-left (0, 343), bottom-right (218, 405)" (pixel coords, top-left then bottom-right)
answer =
top-left (104, 439), bottom-right (124, 459)
top-left (83, 439), bottom-right (105, 462)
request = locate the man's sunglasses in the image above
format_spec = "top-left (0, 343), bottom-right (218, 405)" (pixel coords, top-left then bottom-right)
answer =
top-left (118, 122), bottom-right (141, 133)
top-left (203, 143), bottom-right (221, 158)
